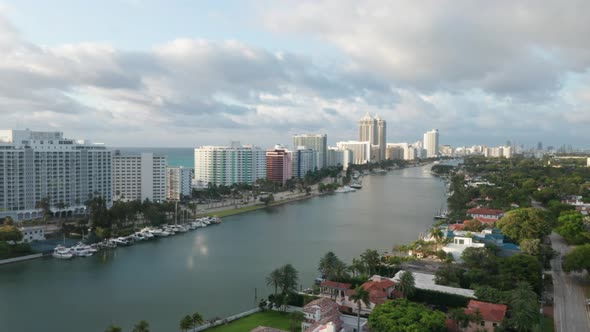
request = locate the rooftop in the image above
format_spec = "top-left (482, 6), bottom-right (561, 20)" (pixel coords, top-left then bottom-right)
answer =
top-left (467, 208), bottom-right (505, 215)
top-left (465, 300), bottom-right (507, 323)
top-left (392, 271), bottom-right (475, 298)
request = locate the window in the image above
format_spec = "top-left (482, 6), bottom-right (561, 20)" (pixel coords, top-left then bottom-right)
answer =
top-left (480, 321), bottom-right (485, 326)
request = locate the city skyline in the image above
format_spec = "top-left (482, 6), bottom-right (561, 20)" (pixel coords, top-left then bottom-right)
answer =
top-left (0, 2), bottom-right (589, 148)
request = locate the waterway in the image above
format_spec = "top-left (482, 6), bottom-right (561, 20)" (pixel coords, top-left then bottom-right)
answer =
top-left (0, 164), bottom-right (446, 332)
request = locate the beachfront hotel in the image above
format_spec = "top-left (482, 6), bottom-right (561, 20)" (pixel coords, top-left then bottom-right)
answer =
top-left (0, 129), bottom-right (112, 221)
top-left (359, 113), bottom-right (386, 162)
top-left (112, 152), bottom-right (167, 202)
top-left (194, 142), bottom-right (266, 186)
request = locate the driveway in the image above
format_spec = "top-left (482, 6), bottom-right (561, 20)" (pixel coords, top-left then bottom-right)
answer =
top-left (550, 232), bottom-right (590, 332)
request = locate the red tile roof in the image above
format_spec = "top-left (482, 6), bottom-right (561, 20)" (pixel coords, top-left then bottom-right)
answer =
top-left (450, 224), bottom-right (466, 231)
top-left (303, 298), bottom-right (343, 332)
top-left (465, 300), bottom-right (507, 323)
top-left (467, 208), bottom-right (505, 216)
top-left (320, 280), bottom-right (352, 290)
top-left (347, 278), bottom-right (397, 305)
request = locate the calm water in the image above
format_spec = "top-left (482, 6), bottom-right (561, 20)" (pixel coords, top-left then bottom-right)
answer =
top-left (0, 165), bottom-right (445, 332)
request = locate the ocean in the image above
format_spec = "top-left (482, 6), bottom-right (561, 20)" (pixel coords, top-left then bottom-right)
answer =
top-left (115, 147), bottom-right (194, 168)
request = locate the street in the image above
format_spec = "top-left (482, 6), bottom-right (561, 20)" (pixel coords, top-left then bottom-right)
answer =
top-left (550, 232), bottom-right (590, 332)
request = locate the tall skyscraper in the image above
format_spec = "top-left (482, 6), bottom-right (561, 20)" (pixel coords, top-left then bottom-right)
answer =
top-left (358, 113), bottom-right (386, 161)
top-left (423, 129), bottom-right (440, 158)
top-left (266, 146), bottom-right (292, 185)
top-left (113, 152), bottom-right (167, 202)
top-left (194, 142), bottom-right (266, 186)
top-left (0, 129), bottom-right (112, 221)
top-left (292, 134), bottom-right (327, 169)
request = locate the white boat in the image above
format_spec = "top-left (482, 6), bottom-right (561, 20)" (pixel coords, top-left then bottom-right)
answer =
top-left (349, 182), bottom-right (362, 189)
top-left (335, 186), bottom-right (357, 193)
top-left (140, 231), bottom-right (154, 239)
top-left (131, 233), bottom-right (146, 241)
top-left (111, 237), bottom-right (130, 246)
top-left (52, 247), bottom-right (74, 259)
top-left (150, 229), bottom-right (170, 237)
top-left (200, 217), bottom-right (211, 225)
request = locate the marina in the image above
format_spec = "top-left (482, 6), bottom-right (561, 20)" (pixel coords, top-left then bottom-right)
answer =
top-left (0, 164), bottom-right (446, 332)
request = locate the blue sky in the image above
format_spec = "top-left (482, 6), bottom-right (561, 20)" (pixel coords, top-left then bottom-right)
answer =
top-left (1, 1), bottom-right (589, 148)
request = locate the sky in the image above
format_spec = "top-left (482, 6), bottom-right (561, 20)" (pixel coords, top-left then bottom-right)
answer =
top-left (1, 0), bottom-right (589, 148)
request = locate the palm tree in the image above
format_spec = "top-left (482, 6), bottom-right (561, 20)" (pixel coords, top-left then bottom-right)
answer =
top-left (132, 320), bottom-right (150, 332)
top-left (191, 312), bottom-right (204, 327)
top-left (349, 286), bottom-right (371, 332)
top-left (104, 325), bottom-right (122, 332)
top-left (508, 282), bottom-right (538, 331)
top-left (279, 264), bottom-right (299, 294)
top-left (179, 315), bottom-right (193, 332)
top-left (396, 271), bottom-right (416, 298)
top-left (266, 268), bottom-right (281, 296)
top-left (360, 249), bottom-right (380, 275)
top-left (349, 258), bottom-right (366, 277)
top-left (429, 227), bottom-right (444, 250)
top-left (319, 251), bottom-right (341, 279)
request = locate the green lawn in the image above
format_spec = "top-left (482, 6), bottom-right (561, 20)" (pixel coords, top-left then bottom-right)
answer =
top-left (203, 204), bottom-right (266, 218)
top-left (205, 311), bottom-right (294, 332)
top-left (541, 315), bottom-right (555, 332)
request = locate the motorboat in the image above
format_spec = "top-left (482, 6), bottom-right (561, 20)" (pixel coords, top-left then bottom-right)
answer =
top-left (52, 247), bottom-right (73, 259)
top-left (111, 237), bottom-right (130, 246)
top-left (71, 246), bottom-right (93, 257)
top-left (140, 231), bottom-right (154, 239)
top-left (349, 182), bottom-right (362, 189)
top-left (335, 186), bottom-right (357, 193)
top-left (131, 233), bottom-right (146, 241)
top-left (150, 228), bottom-right (170, 237)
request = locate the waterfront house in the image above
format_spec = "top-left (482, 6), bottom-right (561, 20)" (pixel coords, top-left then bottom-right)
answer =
top-left (320, 281), bottom-right (352, 300)
top-left (442, 236), bottom-right (486, 262)
top-left (302, 297), bottom-right (368, 332)
top-left (18, 226), bottom-right (45, 243)
top-left (463, 300), bottom-right (507, 332)
top-left (340, 275), bottom-right (397, 315)
top-left (466, 207), bottom-right (505, 221)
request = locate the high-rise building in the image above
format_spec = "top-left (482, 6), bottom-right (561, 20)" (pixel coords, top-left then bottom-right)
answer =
top-left (385, 145), bottom-right (405, 160)
top-left (358, 113), bottom-right (386, 161)
top-left (292, 147), bottom-right (316, 178)
top-left (292, 134), bottom-right (327, 169)
top-left (336, 141), bottom-right (371, 165)
top-left (266, 146), bottom-right (292, 185)
top-left (423, 129), bottom-right (439, 158)
top-left (537, 142), bottom-right (543, 151)
top-left (483, 146), bottom-right (512, 158)
top-left (166, 166), bottom-right (193, 201)
top-left (0, 129), bottom-right (112, 221)
top-left (113, 152), bottom-right (167, 202)
top-left (194, 142), bottom-right (266, 186)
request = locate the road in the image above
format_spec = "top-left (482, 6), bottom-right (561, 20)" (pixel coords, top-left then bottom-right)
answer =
top-left (550, 232), bottom-right (590, 332)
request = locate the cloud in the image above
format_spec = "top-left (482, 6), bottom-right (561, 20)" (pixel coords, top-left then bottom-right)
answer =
top-left (1, 4), bottom-right (590, 148)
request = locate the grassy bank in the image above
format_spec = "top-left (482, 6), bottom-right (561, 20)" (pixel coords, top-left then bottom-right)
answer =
top-left (205, 311), bottom-right (294, 332)
top-left (203, 204), bottom-right (267, 218)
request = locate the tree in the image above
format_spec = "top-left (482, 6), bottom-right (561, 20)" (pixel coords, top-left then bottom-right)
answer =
top-left (132, 320), bottom-right (150, 332)
top-left (429, 227), bottom-right (444, 250)
top-left (496, 208), bottom-right (553, 243)
top-left (461, 247), bottom-right (498, 273)
top-left (266, 268), bottom-right (281, 296)
top-left (179, 315), bottom-right (193, 332)
top-left (319, 252), bottom-right (344, 280)
top-left (349, 286), bottom-right (370, 332)
top-left (507, 282), bottom-right (539, 332)
top-left (191, 312), bottom-right (204, 327)
top-left (36, 196), bottom-right (52, 222)
top-left (3, 216), bottom-right (14, 226)
top-left (563, 244), bottom-right (590, 273)
top-left (0, 225), bottom-right (23, 243)
top-left (289, 311), bottom-right (305, 332)
top-left (462, 219), bottom-right (486, 232)
top-left (556, 212), bottom-right (590, 244)
top-left (349, 258), bottom-right (366, 277)
top-left (368, 299), bottom-right (446, 332)
top-left (104, 325), bottom-right (122, 332)
top-left (498, 254), bottom-right (543, 294)
top-left (474, 286), bottom-right (508, 304)
top-left (434, 264), bottom-right (464, 287)
top-left (449, 308), bottom-right (481, 329)
top-left (360, 249), bottom-right (380, 276)
top-left (278, 264), bottom-right (299, 294)
top-left (396, 271), bottom-right (416, 298)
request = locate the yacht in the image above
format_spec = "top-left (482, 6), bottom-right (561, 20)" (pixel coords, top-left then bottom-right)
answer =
top-left (71, 247), bottom-right (93, 257)
top-left (140, 231), bottom-right (154, 239)
top-left (52, 247), bottom-right (74, 259)
top-left (349, 182), bottom-right (362, 189)
top-left (335, 186), bottom-right (357, 193)
top-left (131, 233), bottom-right (146, 241)
top-left (151, 228), bottom-right (170, 237)
top-left (111, 237), bottom-right (130, 246)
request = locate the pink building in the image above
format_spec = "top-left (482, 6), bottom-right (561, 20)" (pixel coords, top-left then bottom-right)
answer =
top-left (266, 148), bottom-right (292, 185)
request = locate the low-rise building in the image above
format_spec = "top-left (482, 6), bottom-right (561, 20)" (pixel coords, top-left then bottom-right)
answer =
top-left (19, 226), bottom-right (45, 243)
top-left (392, 270), bottom-right (475, 298)
top-left (463, 300), bottom-right (507, 332)
top-left (302, 297), bottom-right (368, 332)
top-left (442, 236), bottom-right (486, 262)
top-left (467, 208), bottom-right (505, 221)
